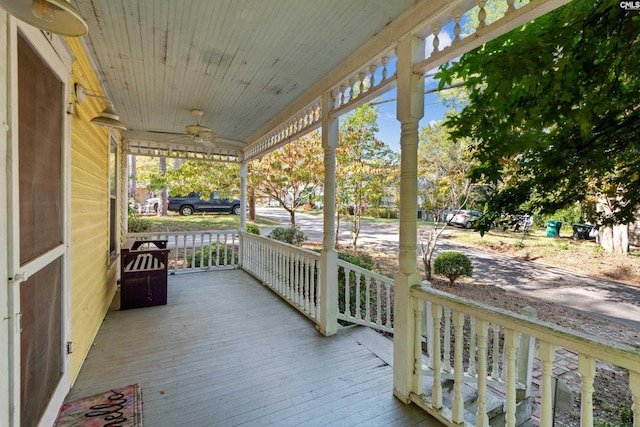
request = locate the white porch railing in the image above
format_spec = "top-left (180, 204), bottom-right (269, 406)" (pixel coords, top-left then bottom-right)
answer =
top-left (241, 233), bottom-right (321, 323)
top-left (126, 231), bottom-right (239, 274)
top-left (124, 233), bottom-right (640, 426)
top-left (410, 284), bottom-right (640, 427)
top-left (336, 258), bottom-right (394, 334)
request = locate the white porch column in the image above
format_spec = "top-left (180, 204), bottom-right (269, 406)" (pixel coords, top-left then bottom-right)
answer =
top-left (239, 161), bottom-right (248, 266)
top-left (393, 34), bottom-right (425, 403)
top-left (318, 92), bottom-right (339, 336)
top-left (239, 161), bottom-right (247, 232)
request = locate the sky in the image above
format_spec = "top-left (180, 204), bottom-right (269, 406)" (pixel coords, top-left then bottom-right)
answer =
top-left (372, 28), bottom-right (456, 152)
top-left (373, 86), bottom-right (450, 153)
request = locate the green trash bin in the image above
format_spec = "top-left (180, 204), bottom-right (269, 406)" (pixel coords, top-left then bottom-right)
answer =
top-left (546, 220), bottom-right (563, 237)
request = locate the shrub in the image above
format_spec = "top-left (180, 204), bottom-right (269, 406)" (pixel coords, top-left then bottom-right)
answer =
top-left (245, 224), bottom-right (260, 235)
top-left (193, 243), bottom-right (237, 267)
top-left (127, 208), bottom-right (152, 232)
top-left (434, 251), bottom-right (473, 285)
top-left (267, 226), bottom-right (306, 245)
top-left (337, 251), bottom-right (377, 322)
top-left (366, 207), bottom-right (398, 219)
top-left (337, 251), bottom-right (374, 270)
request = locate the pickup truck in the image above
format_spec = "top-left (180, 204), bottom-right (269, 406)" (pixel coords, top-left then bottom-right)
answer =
top-left (167, 192), bottom-right (242, 216)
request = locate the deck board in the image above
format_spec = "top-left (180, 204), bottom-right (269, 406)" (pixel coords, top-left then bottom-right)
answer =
top-left (67, 270), bottom-right (441, 426)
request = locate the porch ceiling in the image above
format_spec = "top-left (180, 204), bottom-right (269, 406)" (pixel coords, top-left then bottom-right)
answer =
top-left (74, 0), bottom-right (437, 161)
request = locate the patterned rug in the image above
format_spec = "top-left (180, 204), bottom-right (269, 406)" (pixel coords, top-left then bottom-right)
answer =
top-left (54, 383), bottom-right (142, 426)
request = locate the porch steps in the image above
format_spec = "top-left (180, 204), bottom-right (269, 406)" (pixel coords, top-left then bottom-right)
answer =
top-left (346, 325), bottom-right (532, 427)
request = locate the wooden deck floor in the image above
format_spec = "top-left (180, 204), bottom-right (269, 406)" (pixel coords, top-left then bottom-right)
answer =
top-left (67, 270), bottom-right (441, 426)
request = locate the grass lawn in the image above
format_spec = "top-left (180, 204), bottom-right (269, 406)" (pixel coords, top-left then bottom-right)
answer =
top-left (138, 213), bottom-right (280, 233)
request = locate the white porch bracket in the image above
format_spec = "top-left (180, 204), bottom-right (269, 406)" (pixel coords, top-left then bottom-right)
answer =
top-left (317, 91), bottom-right (339, 337)
top-left (393, 34), bottom-right (425, 403)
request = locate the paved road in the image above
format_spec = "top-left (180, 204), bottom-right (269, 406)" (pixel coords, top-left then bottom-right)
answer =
top-left (256, 206), bottom-right (640, 332)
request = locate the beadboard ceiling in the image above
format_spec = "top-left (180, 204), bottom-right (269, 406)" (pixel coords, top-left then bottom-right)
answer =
top-left (75, 0), bottom-right (427, 157)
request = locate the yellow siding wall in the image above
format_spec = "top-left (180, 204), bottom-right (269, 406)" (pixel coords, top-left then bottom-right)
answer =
top-left (66, 38), bottom-right (120, 383)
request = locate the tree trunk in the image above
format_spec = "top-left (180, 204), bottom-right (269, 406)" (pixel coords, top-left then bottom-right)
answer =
top-left (249, 187), bottom-right (255, 222)
top-left (599, 224), bottom-right (629, 254)
top-left (158, 157), bottom-right (167, 217)
top-left (351, 211), bottom-right (361, 252)
top-left (288, 206), bottom-right (296, 225)
top-left (129, 155), bottom-right (137, 203)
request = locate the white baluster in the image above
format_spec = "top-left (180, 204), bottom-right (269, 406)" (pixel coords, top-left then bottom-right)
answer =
top-left (355, 270), bottom-right (362, 319)
top-left (344, 266), bottom-right (351, 317)
top-left (339, 84), bottom-right (346, 107)
top-left (385, 282), bottom-right (391, 329)
top-left (506, 0), bottom-right (516, 14)
top-left (431, 304), bottom-right (443, 409)
top-left (505, 329), bottom-right (518, 426)
top-left (358, 72), bottom-right (366, 96)
top-left (431, 23), bottom-right (441, 54)
top-left (297, 253), bottom-right (303, 306)
top-left (413, 297), bottom-right (423, 395)
top-left (348, 78), bottom-right (356, 102)
top-left (578, 354), bottom-right (596, 426)
top-left (477, 0), bottom-right (487, 30)
top-left (425, 299), bottom-right (434, 370)
top-left (475, 319), bottom-right (489, 427)
top-left (365, 277), bottom-right (371, 322)
top-left (519, 307), bottom-right (537, 399)
top-left (381, 56), bottom-right (389, 80)
top-left (302, 255), bottom-right (308, 308)
top-left (452, 311), bottom-right (465, 424)
top-left (539, 342), bottom-right (555, 427)
top-left (222, 234), bottom-right (228, 266)
top-left (468, 316), bottom-right (477, 377)
top-left (375, 280), bottom-right (382, 325)
top-left (453, 9), bottom-right (462, 42)
top-left (492, 325), bottom-right (500, 380)
top-left (171, 235), bottom-right (178, 273)
top-left (629, 370), bottom-right (639, 427)
top-left (443, 308), bottom-right (452, 372)
top-left (368, 64), bottom-right (377, 88)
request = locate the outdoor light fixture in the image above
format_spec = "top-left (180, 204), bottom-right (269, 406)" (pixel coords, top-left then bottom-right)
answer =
top-left (74, 83), bottom-right (127, 130)
top-left (0, 0), bottom-right (88, 37)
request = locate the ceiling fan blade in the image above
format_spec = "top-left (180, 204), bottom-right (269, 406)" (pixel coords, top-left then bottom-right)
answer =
top-left (202, 139), bottom-right (218, 149)
top-left (158, 136), bottom-right (190, 143)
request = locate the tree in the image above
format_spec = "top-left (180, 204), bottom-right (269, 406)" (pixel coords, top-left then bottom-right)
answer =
top-left (337, 104), bottom-right (395, 251)
top-left (162, 161), bottom-right (240, 199)
top-left (437, 0), bottom-right (640, 252)
top-left (417, 121), bottom-right (477, 280)
top-left (250, 131), bottom-right (324, 225)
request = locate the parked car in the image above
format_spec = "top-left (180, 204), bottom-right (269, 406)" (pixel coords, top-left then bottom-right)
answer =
top-left (448, 210), bottom-right (482, 229)
top-left (167, 192), bottom-right (242, 216)
top-left (146, 197), bottom-right (160, 212)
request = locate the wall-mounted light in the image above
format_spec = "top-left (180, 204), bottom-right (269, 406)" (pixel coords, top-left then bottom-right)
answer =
top-left (74, 83), bottom-right (127, 130)
top-left (0, 0), bottom-right (88, 37)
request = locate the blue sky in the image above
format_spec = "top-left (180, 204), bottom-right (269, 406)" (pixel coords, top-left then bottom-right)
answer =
top-left (372, 26), bottom-right (456, 152)
top-left (373, 86), bottom-right (450, 152)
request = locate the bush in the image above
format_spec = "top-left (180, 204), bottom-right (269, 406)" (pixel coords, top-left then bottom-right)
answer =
top-left (127, 208), bottom-right (152, 232)
top-left (434, 251), bottom-right (473, 285)
top-left (245, 224), bottom-right (260, 235)
top-left (337, 251), bottom-right (374, 270)
top-left (193, 243), bottom-right (238, 267)
top-left (367, 207), bottom-right (398, 219)
top-left (267, 226), bottom-right (305, 245)
top-left (337, 251), bottom-right (377, 322)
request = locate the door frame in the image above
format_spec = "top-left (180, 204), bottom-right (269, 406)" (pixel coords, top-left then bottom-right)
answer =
top-left (5, 19), bottom-right (73, 427)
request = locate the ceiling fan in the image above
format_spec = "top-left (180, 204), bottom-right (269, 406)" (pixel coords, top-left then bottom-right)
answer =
top-left (183, 109), bottom-right (216, 143)
top-left (151, 109), bottom-right (217, 146)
